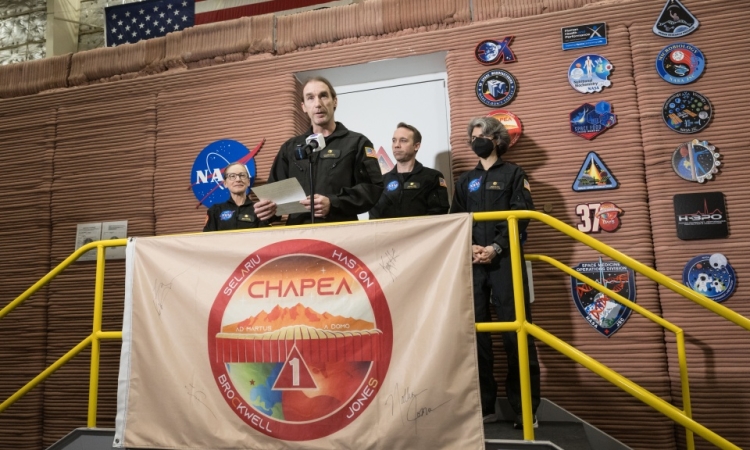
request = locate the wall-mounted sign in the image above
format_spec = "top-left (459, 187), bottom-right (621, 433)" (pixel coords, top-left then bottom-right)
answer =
top-left (575, 202), bottom-right (623, 233)
top-left (75, 220), bottom-right (128, 261)
top-left (663, 91), bottom-right (712, 134)
top-left (572, 152), bottom-right (619, 191)
top-left (683, 253), bottom-right (736, 303)
top-left (568, 54), bottom-right (613, 93)
top-left (671, 140), bottom-right (720, 183)
top-left (190, 139), bottom-right (264, 208)
top-left (486, 109), bottom-right (522, 146)
top-left (561, 23), bottom-right (607, 51)
top-left (571, 258), bottom-right (636, 337)
top-left (653, 0), bottom-right (699, 38)
top-left (656, 43), bottom-right (705, 84)
top-left (674, 192), bottom-right (728, 240)
top-left (570, 101), bottom-right (617, 140)
top-left (475, 37), bottom-right (516, 65)
top-left (475, 69), bottom-right (518, 107)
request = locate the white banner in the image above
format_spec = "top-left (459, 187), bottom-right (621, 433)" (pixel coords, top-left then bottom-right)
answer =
top-left (115, 214), bottom-right (483, 449)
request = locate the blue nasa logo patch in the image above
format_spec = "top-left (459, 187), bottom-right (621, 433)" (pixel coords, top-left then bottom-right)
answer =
top-left (387, 180), bottom-right (400, 192)
top-left (220, 210), bottom-right (234, 221)
top-left (190, 139), bottom-right (263, 208)
top-left (570, 258), bottom-right (636, 337)
top-left (682, 253), bottom-right (736, 303)
top-left (468, 178), bottom-right (482, 192)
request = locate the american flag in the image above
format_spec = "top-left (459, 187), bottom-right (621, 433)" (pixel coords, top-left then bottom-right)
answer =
top-left (105, 0), bottom-right (340, 46)
top-left (105, 0), bottom-right (195, 47)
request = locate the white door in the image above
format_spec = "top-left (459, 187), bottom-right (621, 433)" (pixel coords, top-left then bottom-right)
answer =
top-left (335, 75), bottom-right (453, 208)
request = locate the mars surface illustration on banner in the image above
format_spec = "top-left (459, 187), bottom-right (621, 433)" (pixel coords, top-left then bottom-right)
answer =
top-left (207, 239), bottom-right (393, 441)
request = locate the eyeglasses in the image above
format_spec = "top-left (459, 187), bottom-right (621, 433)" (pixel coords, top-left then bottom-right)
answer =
top-left (226, 173), bottom-right (249, 181)
top-left (469, 134), bottom-right (492, 143)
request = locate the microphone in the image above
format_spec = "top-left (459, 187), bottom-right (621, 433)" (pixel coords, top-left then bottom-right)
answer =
top-left (295, 134), bottom-right (327, 160)
top-left (305, 133), bottom-right (326, 152)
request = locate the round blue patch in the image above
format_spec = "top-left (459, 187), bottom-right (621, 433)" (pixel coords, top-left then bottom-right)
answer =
top-left (682, 254), bottom-right (736, 303)
top-left (468, 177), bottom-right (482, 192)
top-left (220, 210), bottom-right (234, 221)
top-left (190, 140), bottom-right (258, 208)
top-left (656, 43), bottom-right (705, 85)
top-left (475, 70), bottom-right (517, 108)
top-left (387, 180), bottom-right (399, 192)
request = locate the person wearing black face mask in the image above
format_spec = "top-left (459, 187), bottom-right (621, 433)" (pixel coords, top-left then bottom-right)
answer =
top-left (450, 116), bottom-right (540, 429)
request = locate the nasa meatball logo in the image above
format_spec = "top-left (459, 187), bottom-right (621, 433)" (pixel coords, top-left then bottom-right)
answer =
top-left (207, 240), bottom-right (393, 441)
top-left (468, 177), bottom-right (483, 193)
top-left (682, 253), bottom-right (736, 303)
top-left (475, 69), bottom-right (518, 107)
top-left (386, 180), bottom-right (399, 192)
top-left (190, 139), bottom-right (264, 208)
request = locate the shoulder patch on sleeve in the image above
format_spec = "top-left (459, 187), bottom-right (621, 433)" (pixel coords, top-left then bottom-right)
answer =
top-left (439, 177), bottom-right (447, 188)
top-left (365, 147), bottom-right (377, 158)
top-left (524, 179), bottom-right (531, 192)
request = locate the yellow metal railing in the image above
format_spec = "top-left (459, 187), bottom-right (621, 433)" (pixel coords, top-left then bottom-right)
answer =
top-left (1, 212), bottom-right (748, 450)
top-left (0, 239), bottom-right (127, 426)
top-left (476, 210), bottom-right (748, 450)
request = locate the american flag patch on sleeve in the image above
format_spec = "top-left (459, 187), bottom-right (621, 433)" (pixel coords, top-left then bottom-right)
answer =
top-left (365, 147), bottom-right (377, 158)
top-left (439, 177), bottom-right (447, 188)
top-left (523, 179), bottom-right (531, 191)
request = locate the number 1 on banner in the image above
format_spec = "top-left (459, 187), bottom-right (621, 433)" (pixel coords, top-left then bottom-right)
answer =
top-left (272, 346), bottom-right (317, 390)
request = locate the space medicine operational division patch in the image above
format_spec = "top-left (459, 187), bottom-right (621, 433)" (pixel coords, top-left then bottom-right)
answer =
top-left (571, 258), bottom-right (636, 337)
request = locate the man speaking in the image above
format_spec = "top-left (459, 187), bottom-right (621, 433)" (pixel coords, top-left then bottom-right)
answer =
top-left (369, 122), bottom-right (449, 219)
top-left (254, 77), bottom-right (383, 224)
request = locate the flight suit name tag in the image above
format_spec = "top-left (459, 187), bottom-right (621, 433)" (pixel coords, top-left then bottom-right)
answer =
top-left (320, 149), bottom-right (341, 159)
top-left (486, 181), bottom-right (504, 190)
top-left (404, 182), bottom-right (421, 189)
top-left (238, 214), bottom-right (256, 222)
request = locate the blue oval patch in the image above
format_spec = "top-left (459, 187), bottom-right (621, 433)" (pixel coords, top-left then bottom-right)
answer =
top-left (220, 210), bottom-right (234, 221)
top-left (469, 177), bottom-right (482, 192)
top-left (387, 180), bottom-right (399, 192)
top-left (682, 253), bottom-right (736, 303)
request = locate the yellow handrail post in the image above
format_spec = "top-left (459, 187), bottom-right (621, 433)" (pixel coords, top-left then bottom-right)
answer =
top-left (87, 244), bottom-right (106, 428)
top-left (507, 216), bottom-right (535, 440)
top-left (676, 330), bottom-right (695, 450)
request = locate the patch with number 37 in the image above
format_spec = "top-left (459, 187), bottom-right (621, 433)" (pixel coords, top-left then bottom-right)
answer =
top-left (575, 202), bottom-right (623, 233)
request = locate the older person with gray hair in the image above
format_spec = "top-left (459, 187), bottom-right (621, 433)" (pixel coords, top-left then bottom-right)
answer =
top-left (450, 116), bottom-right (540, 429)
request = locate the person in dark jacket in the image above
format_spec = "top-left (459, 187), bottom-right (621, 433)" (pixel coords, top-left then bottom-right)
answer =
top-left (254, 76), bottom-right (383, 225)
top-left (203, 162), bottom-right (264, 232)
top-left (450, 116), bottom-right (541, 429)
top-left (369, 122), bottom-right (449, 219)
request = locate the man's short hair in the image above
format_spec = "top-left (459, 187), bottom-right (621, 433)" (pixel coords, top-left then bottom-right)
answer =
top-left (301, 76), bottom-right (337, 100)
top-left (396, 122), bottom-right (422, 145)
top-left (467, 116), bottom-right (510, 155)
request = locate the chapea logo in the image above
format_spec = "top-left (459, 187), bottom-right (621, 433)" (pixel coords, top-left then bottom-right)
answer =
top-left (207, 239), bottom-right (393, 441)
